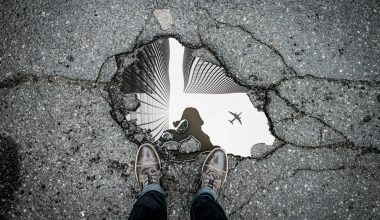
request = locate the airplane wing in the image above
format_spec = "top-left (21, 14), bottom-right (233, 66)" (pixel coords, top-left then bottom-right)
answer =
top-left (228, 111), bottom-right (237, 117)
top-left (237, 117), bottom-right (242, 125)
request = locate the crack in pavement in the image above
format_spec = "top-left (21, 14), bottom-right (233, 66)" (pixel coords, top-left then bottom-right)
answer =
top-left (4, 48), bottom-right (371, 159)
top-left (229, 142), bottom-right (286, 170)
top-left (94, 8), bottom-right (376, 156)
top-left (272, 89), bottom-right (354, 146)
top-left (227, 165), bottom-right (366, 218)
top-left (195, 30), bottom-right (256, 91)
top-left (291, 74), bottom-right (380, 87)
top-left (191, 12), bottom-right (371, 151)
top-left (196, 6), bottom-right (379, 86)
top-left (260, 89), bottom-right (337, 150)
top-left (95, 9), bottom-right (154, 83)
top-left (17, 8), bottom-right (372, 159)
top-left (35, 87), bottom-right (54, 120)
top-left (95, 55), bottom-right (117, 83)
top-left (1, 3), bottom-right (379, 218)
top-left (196, 6), bottom-right (297, 75)
top-left (0, 74), bottom-right (108, 90)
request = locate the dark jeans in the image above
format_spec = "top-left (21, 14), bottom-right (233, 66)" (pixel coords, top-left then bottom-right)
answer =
top-left (129, 191), bottom-right (228, 220)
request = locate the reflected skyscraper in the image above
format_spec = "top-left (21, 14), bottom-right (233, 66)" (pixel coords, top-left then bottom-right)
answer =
top-left (182, 48), bottom-right (249, 94)
top-left (120, 39), bottom-right (249, 141)
top-left (121, 39), bottom-right (170, 139)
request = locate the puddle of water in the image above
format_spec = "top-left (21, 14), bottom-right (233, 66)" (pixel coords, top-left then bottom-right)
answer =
top-left (123, 38), bottom-right (274, 157)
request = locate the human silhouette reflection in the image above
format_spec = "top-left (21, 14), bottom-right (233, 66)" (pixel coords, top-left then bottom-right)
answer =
top-left (162, 107), bottom-right (215, 153)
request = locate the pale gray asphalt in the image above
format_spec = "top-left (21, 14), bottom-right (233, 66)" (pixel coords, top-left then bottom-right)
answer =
top-left (1, 0), bottom-right (379, 219)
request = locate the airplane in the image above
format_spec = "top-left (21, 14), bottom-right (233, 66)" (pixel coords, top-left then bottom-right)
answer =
top-left (228, 111), bottom-right (242, 125)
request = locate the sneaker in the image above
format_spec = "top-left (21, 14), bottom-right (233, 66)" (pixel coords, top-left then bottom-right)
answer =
top-left (135, 143), bottom-right (161, 189)
top-left (201, 148), bottom-right (228, 193)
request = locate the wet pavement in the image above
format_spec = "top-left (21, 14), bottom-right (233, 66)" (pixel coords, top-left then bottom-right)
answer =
top-left (1, 0), bottom-right (380, 219)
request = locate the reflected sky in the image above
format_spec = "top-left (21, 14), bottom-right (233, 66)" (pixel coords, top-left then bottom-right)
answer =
top-left (168, 38), bottom-right (274, 156)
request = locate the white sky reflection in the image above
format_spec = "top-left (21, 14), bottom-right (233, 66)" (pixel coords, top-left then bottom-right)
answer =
top-left (168, 38), bottom-right (274, 156)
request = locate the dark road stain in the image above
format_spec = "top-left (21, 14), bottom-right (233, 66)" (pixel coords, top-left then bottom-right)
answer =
top-left (66, 55), bottom-right (75, 62)
top-left (0, 135), bottom-right (21, 218)
top-left (363, 115), bottom-right (372, 123)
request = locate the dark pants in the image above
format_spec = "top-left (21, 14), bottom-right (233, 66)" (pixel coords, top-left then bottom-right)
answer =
top-left (129, 191), bottom-right (228, 220)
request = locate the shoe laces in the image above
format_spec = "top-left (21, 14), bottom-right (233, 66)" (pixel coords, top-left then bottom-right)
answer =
top-left (140, 168), bottom-right (160, 187)
top-left (203, 168), bottom-right (220, 191)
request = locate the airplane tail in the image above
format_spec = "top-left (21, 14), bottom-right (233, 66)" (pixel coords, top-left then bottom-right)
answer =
top-left (229, 120), bottom-right (234, 124)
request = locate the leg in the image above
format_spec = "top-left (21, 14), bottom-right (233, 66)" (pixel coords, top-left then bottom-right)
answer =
top-left (190, 188), bottom-right (228, 220)
top-left (190, 148), bottom-right (229, 220)
top-left (129, 187), bottom-right (167, 220)
top-left (129, 144), bottom-right (167, 220)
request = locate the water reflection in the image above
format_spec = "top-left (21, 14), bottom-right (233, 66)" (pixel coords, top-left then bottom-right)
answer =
top-left (172, 107), bottom-right (213, 149)
top-left (122, 39), bottom-right (170, 139)
top-left (121, 38), bottom-right (274, 157)
top-left (161, 107), bottom-right (216, 154)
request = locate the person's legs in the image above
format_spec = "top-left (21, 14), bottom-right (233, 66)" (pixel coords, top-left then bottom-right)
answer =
top-left (190, 188), bottom-right (228, 220)
top-left (129, 144), bottom-right (167, 220)
top-left (129, 186), bottom-right (167, 220)
top-left (190, 148), bottom-right (229, 220)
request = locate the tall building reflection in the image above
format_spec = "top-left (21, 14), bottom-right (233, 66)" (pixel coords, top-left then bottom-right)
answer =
top-left (121, 39), bottom-right (249, 141)
top-left (121, 39), bottom-right (170, 139)
top-left (182, 48), bottom-right (249, 94)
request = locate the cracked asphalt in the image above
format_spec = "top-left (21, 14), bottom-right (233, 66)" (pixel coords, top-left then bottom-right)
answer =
top-left (1, 0), bottom-right (379, 219)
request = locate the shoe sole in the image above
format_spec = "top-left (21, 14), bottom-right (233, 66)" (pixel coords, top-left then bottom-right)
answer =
top-left (134, 143), bottom-right (161, 181)
top-left (201, 147), bottom-right (229, 184)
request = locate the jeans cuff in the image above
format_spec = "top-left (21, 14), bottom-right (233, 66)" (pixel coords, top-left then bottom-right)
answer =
top-left (140, 183), bottom-right (165, 197)
top-left (194, 186), bottom-right (218, 201)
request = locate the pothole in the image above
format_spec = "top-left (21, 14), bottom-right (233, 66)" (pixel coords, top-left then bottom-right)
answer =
top-left (109, 37), bottom-right (274, 160)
